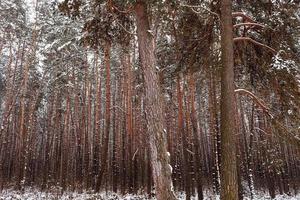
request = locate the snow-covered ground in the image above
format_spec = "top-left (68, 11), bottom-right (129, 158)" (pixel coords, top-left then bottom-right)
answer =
top-left (0, 188), bottom-right (299, 200)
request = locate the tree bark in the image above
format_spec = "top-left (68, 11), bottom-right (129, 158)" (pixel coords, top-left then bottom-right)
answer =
top-left (220, 0), bottom-right (239, 199)
top-left (95, 41), bottom-right (111, 192)
top-left (177, 74), bottom-right (191, 200)
top-left (188, 72), bottom-right (204, 200)
top-left (135, 2), bottom-right (176, 200)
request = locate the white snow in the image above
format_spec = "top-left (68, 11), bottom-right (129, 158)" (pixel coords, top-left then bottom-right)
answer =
top-left (24, 0), bottom-right (37, 23)
top-left (0, 188), bottom-right (299, 200)
top-left (166, 35), bottom-right (171, 44)
top-left (168, 164), bottom-right (173, 173)
top-left (166, 151), bottom-right (170, 157)
top-left (271, 51), bottom-right (297, 72)
top-left (57, 41), bottom-right (72, 51)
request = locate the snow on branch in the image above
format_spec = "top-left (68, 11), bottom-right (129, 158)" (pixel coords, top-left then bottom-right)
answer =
top-left (233, 37), bottom-right (276, 54)
top-left (116, 21), bottom-right (136, 36)
top-left (180, 4), bottom-right (219, 18)
top-left (112, 5), bottom-right (132, 14)
top-left (232, 12), bottom-right (256, 23)
top-left (234, 22), bottom-right (265, 29)
top-left (233, 12), bottom-right (275, 35)
top-left (235, 88), bottom-right (300, 148)
top-left (235, 89), bottom-right (269, 112)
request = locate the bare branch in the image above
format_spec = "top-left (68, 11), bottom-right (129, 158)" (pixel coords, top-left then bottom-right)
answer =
top-left (234, 22), bottom-right (265, 29)
top-left (180, 4), bottom-right (219, 18)
top-left (116, 21), bottom-right (136, 36)
top-left (112, 5), bottom-right (133, 14)
top-left (235, 89), bottom-right (270, 112)
top-left (233, 37), bottom-right (276, 54)
top-left (232, 12), bottom-right (255, 23)
top-left (132, 149), bottom-right (139, 161)
top-left (189, 7), bottom-right (207, 18)
top-left (234, 22), bottom-right (275, 31)
top-left (254, 127), bottom-right (272, 137)
top-left (110, 105), bottom-right (126, 113)
top-left (186, 149), bottom-right (195, 155)
top-left (236, 88), bottom-right (300, 148)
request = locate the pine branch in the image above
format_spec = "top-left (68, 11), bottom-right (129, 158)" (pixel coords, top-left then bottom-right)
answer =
top-left (234, 22), bottom-right (265, 29)
top-left (235, 88), bottom-right (300, 148)
top-left (180, 4), bottom-right (219, 18)
top-left (112, 5), bottom-right (133, 14)
top-left (116, 21), bottom-right (136, 36)
top-left (233, 37), bottom-right (276, 54)
top-left (232, 12), bottom-right (256, 23)
top-left (235, 89), bottom-right (270, 112)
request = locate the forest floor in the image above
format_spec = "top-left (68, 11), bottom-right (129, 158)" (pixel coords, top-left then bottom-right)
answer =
top-left (0, 188), bottom-right (299, 200)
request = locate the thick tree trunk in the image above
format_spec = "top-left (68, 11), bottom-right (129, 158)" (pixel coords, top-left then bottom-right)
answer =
top-left (135, 2), bottom-right (176, 200)
top-left (220, 0), bottom-right (239, 199)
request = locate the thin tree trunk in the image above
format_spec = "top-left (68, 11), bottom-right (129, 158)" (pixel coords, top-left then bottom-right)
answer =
top-left (95, 41), bottom-right (111, 192)
top-left (188, 72), bottom-right (204, 200)
top-left (177, 74), bottom-right (191, 200)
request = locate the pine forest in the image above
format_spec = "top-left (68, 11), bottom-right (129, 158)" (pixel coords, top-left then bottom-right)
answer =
top-left (0, 0), bottom-right (299, 199)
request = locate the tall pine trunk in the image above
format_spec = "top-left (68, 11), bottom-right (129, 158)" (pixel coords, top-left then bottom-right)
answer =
top-left (95, 41), bottom-right (111, 192)
top-left (220, 0), bottom-right (239, 199)
top-left (135, 2), bottom-right (176, 200)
